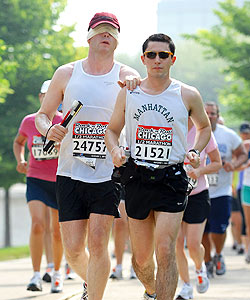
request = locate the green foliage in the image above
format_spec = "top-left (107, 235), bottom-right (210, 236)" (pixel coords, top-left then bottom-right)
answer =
top-left (0, 0), bottom-right (88, 189)
top-left (171, 40), bottom-right (226, 103)
top-left (0, 0), bottom-right (67, 45)
top-left (219, 78), bottom-right (250, 124)
top-left (184, 0), bottom-right (250, 124)
top-left (0, 245), bottom-right (29, 260)
top-left (0, 39), bottom-right (17, 178)
top-left (0, 40), bottom-right (16, 103)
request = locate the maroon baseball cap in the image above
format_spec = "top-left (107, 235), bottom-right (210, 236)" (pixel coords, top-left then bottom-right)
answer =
top-left (88, 12), bottom-right (120, 32)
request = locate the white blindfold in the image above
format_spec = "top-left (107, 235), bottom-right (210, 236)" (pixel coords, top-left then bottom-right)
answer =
top-left (87, 24), bottom-right (119, 41)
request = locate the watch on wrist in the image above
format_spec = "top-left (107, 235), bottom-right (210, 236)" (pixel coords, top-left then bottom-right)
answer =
top-left (189, 149), bottom-right (200, 157)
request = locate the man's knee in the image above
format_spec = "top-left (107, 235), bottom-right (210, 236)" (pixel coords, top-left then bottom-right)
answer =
top-left (114, 218), bottom-right (127, 231)
top-left (156, 241), bottom-right (175, 262)
top-left (63, 236), bottom-right (85, 261)
top-left (31, 220), bottom-right (45, 235)
top-left (52, 228), bottom-right (62, 242)
top-left (132, 250), bottom-right (153, 269)
top-left (186, 235), bottom-right (201, 250)
top-left (186, 240), bottom-right (201, 254)
top-left (88, 231), bottom-right (110, 257)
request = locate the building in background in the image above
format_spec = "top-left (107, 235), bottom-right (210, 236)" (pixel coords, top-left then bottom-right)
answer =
top-left (157, 0), bottom-right (245, 41)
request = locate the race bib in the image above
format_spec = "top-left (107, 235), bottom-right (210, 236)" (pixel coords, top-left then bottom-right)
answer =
top-left (134, 125), bottom-right (172, 164)
top-left (72, 121), bottom-right (108, 161)
top-left (31, 135), bottom-right (58, 160)
top-left (207, 173), bottom-right (218, 186)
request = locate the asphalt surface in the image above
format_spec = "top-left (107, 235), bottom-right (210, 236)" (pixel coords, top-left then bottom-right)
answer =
top-left (1, 235), bottom-right (250, 300)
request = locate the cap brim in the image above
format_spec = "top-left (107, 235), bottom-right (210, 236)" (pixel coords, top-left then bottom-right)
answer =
top-left (240, 130), bottom-right (250, 133)
top-left (89, 21), bottom-right (119, 30)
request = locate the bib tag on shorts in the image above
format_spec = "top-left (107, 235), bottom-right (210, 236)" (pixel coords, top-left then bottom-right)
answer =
top-left (75, 156), bottom-right (96, 169)
top-left (183, 163), bottom-right (198, 189)
top-left (72, 121), bottom-right (108, 168)
top-left (207, 173), bottom-right (218, 186)
top-left (31, 135), bottom-right (59, 160)
top-left (134, 125), bottom-right (173, 165)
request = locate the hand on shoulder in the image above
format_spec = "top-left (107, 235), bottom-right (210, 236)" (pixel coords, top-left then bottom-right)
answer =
top-left (118, 65), bottom-right (141, 90)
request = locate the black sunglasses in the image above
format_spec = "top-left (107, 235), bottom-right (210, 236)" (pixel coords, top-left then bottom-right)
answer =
top-left (144, 51), bottom-right (173, 59)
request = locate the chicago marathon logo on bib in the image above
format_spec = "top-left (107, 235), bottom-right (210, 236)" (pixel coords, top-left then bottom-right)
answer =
top-left (135, 125), bottom-right (173, 164)
top-left (72, 121), bottom-right (108, 159)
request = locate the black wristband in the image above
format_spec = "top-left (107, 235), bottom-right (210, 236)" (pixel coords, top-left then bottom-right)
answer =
top-left (189, 149), bottom-right (200, 157)
top-left (43, 124), bottom-right (54, 150)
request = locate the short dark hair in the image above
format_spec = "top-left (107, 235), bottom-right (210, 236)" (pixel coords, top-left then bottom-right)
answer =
top-left (142, 33), bottom-right (175, 55)
top-left (205, 101), bottom-right (220, 115)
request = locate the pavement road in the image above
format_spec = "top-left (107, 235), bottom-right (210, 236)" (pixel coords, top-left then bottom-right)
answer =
top-left (1, 236), bottom-right (250, 300)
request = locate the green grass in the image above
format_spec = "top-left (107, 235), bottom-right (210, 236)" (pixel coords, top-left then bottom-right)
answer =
top-left (0, 245), bottom-right (29, 261)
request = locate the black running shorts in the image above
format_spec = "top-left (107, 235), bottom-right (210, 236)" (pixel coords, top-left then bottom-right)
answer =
top-left (125, 173), bottom-right (188, 220)
top-left (56, 175), bottom-right (120, 222)
top-left (183, 189), bottom-right (210, 224)
top-left (114, 182), bottom-right (126, 201)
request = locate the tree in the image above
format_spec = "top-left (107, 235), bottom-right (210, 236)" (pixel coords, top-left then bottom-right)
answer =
top-left (170, 40), bottom-right (227, 103)
top-left (185, 0), bottom-right (250, 123)
top-left (0, 0), bottom-right (88, 246)
top-left (0, 0), bottom-right (88, 189)
top-left (0, 40), bottom-right (16, 104)
top-left (0, 39), bottom-right (17, 247)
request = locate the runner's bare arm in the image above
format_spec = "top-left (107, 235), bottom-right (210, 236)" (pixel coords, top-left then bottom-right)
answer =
top-left (224, 143), bottom-right (248, 172)
top-left (187, 148), bottom-right (222, 179)
top-left (105, 88), bottom-right (126, 167)
top-left (184, 86), bottom-right (211, 151)
top-left (182, 85), bottom-right (211, 168)
top-left (35, 64), bottom-right (73, 142)
top-left (13, 133), bottom-right (28, 174)
top-left (118, 65), bottom-right (141, 90)
top-left (234, 141), bottom-right (250, 171)
top-left (202, 147), bottom-right (222, 174)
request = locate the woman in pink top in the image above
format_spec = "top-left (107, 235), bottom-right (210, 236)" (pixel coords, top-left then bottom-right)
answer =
top-left (13, 80), bottom-right (64, 293)
top-left (175, 117), bottom-right (221, 300)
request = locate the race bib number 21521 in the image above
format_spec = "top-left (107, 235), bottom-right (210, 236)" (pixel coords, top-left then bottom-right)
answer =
top-left (135, 125), bottom-right (173, 164)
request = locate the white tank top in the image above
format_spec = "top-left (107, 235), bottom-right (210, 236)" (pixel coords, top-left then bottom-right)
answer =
top-left (125, 80), bottom-right (188, 166)
top-left (57, 59), bottom-right (121, 183)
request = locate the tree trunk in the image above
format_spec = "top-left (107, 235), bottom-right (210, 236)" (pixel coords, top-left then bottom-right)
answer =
top-left (4, 188), bottom-right (11, 247)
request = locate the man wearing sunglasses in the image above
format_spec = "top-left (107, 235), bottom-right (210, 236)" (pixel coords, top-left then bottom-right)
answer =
top-left (105, 33), bottom-right (211, 300)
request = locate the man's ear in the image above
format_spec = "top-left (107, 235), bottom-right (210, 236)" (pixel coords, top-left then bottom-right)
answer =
top-left (171, 56), bottom-right (176, 65)
top-left (141, 55), bottom-right (145, 65)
